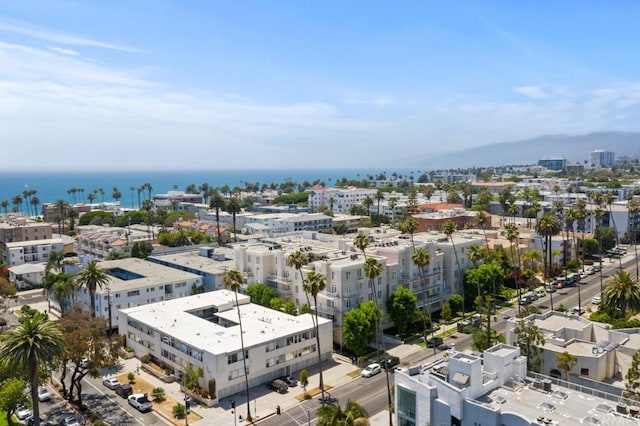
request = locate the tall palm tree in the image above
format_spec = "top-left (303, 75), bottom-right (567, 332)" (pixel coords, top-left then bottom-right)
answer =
top-left (375, 189), bottom-right (385, 218)
top-left (354, 233), bottom-right (370, 259)
top-left (316, 400), bottom-right (369, 426)
top-left (401, 217), bottom-right (419, 249)
top-left (75, 260), bottom-right (110, 317)
top-left (362, 257), bottom-right (392, 425)
top-left (605, 193), bottom-right (623, 271)
top-left (628, 197), bottom-right (640, 279)
top-left (476, 211), bottom-right (489, 247)
top-left (223, 270), bottom-right (252, 422)
top-left (442, 220), bottom-right (464, 317)
top-left (362, 196), bottom-right (374, 219)
top-left (602, 270), bottom-right (640, 317)
top-left (31, 196), bottom-right (41, 218)
top-left (0, 200), bottom-right (8, 215)
top-left (129, 186), bottom-right (136, 209)
top-left (226, 197), bottom-right (242, 242)
top-left (412, 247), bottom-right (435, 354)
top-left (504, 223), bottom-right (522, 316)
top-left (535, 212), bottom-right (562, 310)
top-left (210, 190), bottom-right (225, 245)
top-left (387, 197), bottom-right (397, 224)
top-left (0, 311), bottom-right (65, 426)
top-left (42, 272), bottom-right (76, 315)
top-left (12, 194), bottom-right (23, 214)
top-left (45, 250), bottom-right (66, 275)
top-left (304, 270), bottom-right (327, 403)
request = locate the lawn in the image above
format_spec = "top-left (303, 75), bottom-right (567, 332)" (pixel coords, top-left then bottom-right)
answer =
top-left (0, 412), bottom-right (17, 426)
top-left (115, 372), bottom-right (202, 425)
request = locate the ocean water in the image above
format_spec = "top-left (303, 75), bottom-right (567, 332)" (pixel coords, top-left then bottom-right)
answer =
top-left (0, 169), bottom-right (413, 209)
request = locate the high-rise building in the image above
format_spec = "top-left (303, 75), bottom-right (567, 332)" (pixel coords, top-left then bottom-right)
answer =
top-left (537, 157), bottom-right (566, 171)
top-left (590, 149), bottom-right (615, 168)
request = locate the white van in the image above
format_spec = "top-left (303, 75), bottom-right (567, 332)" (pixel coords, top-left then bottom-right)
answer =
top-left (535, 287), bottom-right (546, 298)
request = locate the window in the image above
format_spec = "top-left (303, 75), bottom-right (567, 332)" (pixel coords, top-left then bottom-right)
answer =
top-left (581, 368), bottom-right (589, 376)
top-left (346, 271), bottom-right (351, 279)
top-left (127, 290), bottom-right (139, 297)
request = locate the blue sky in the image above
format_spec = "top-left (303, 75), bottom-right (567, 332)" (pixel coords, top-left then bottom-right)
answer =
top-left (1, 1), bottom-right (639, 171)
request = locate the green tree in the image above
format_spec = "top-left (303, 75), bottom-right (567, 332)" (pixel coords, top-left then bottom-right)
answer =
top-left (602, 270), bottom-right (640, 317)
top-left (513, 318), bottom-right (545, 372)
top-left (595, 226), bottom-right (617, 252)
top-left (442, 220), bottom-right (464, 317)
top-left (284, 301), bottom-right (298, 315)
top-left (625, 351), bottom-right (640, 399)
top-left (151, 387), bottom-right (166, 402)
top-left (299, 369), bottom-right (309, 393)
top-left (354, 233), bottom-right (370, 258)
top-left (387, 286), bottom-right (417, 334)
top-left (0, 312), bottom-right (64, 426)
top-left (223, 269), bottom-right (252, 422)
top-left (269, 297), bottom-right (283, 311)
top-left (316, 400), bottom-right (369, 426)
top-left (343, 301), bottom-right (378, 356)
top-left (448, 294), bottom-right (463, 315)
top-left (535, 212), bottom-right (562, 310)
top-left (75, 260), bottom-right (110, 318)
top-left (0, 377), bottom-right (28, 425)
top-left (173, 403), bottom-right (186, 418)
top-left (582, 238), bottom-right (599, 257)
top-left (440, 302), bottom-right (452, 323)
top-left (245, 284), bottom-right (277, 307)
top-left (555, 351), bottom-right (578, 383)
top-left (225, 197), bottom-right (242, 242)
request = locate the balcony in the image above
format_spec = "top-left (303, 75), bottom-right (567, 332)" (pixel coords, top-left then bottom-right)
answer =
top-left (268, 274), bottom-right (292, 284)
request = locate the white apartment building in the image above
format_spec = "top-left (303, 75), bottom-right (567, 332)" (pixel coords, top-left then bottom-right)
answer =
top-left (244, 212), bottom-right (332, 234)
top-left (152, 191), bottom-right (202, 209)
top-left (75, 258), bottom-right (202, 326)
top-left (118, 290), bottom-right (333, 400)
top-left (394, 344), bottom-right (640, 426)
top-left (506, 311), bottom-right (640, 383)
top-left (3, 238), bottom-right (64, 266)
top-left (307, 185), bottom-right (377, 214)
top-left (8, 263), bottom-right (46, 289)
top-left (233, 228), bottom-right (475, 348)
top-left (75, 225), bottom-right (152, 260)
top-left (591, 150), bottom-right (616, 168)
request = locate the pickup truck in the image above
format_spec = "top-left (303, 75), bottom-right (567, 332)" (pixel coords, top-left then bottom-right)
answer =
top-left (128, 393), bottom-right (153, 412)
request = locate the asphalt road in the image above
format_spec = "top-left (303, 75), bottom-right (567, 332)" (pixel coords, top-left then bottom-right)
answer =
top-left (257, 254), bottom-right (637, 425)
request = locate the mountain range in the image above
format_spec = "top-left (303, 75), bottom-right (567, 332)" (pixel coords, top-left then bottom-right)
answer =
top-left (420, 131), bottom-right (640, 169)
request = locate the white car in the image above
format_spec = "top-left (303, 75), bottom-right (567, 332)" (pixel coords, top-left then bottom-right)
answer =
top-left (572, 306), bottom-right (586, 315)
top-left (102, 377), bottom-right (120, 390)
top-left (361, 363), bottom-right (382, 378)
top-left (37, 386), bottom-right (51, 402)
top-left (63, 415), bottom-right (81, 426)
top-left (16, 405), bottom-right (32, 420)
top-left (592, 296), bottom-right (602, 305)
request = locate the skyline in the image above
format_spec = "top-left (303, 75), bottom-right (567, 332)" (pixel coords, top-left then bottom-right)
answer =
top-left (2, 1), bottom-right (640, 171)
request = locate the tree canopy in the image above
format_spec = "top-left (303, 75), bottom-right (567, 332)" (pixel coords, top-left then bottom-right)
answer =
top-left (343, 301), bottom-right (379, 356)
top-left (387, 286), bottom-right (417, 334)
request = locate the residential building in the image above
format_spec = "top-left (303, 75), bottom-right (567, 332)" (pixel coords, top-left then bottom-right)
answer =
top-left (244, 212), bottom-right (333, 234)
top-left (8, 263), bottom-right (46, 290)
top-left (152, 191), bottom-right (202, 209)
top-left (412, 208), bottom-right (478, 232)
top-left (75, 257), bottom-right (202, 323)
top-left (591, 150), bottom-right (616, 168)
top-left (0, 218), bottom-right (53, 262)
top-left (430, 171), bottom-right (476, 184)
top-left (3, 238), bottom-right (64, 267)
top-left (75, 225), bottom-right (152, 259)
top-left (148, 246), bottom-right (236, 292)
top-left (307, 185), bottom-right (377, 214)
top-left (394, 343), bottom-right (639, 426)
top-left (118, 290), bottom-right (332, 399)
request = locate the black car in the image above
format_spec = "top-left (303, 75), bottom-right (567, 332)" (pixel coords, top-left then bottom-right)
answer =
top-left (280, 376), bottom-right (298, 387)
top-left (115, 383), bottom-right (133, 398)
top-left (381, 355), bottom-right (400, 370)
top-left (426, 337), bottom-right (444, 348)
top-left (267, 379), bottom-right (288, 394)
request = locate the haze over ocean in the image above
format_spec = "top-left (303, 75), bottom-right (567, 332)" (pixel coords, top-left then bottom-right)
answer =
top-left (0, 169), bottom-right (416, 210)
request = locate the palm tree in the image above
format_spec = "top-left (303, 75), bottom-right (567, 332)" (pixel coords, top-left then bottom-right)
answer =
top-left (400, 217), bottom-right (419, 248)
top-left (476, 211), bottom-right (489, 247)
top-left (31, 196), bottom-right (41, 218)
top-left (628, 196), bottom-right (640, 279)
top-left (387, 197), bottom-right (397, 224)
top-left (375, 189), bottom-right (385, 218)
top-left (12, 194), bottom-right (23, 214)
top-left (605, 193), bottom-right (623, 271)
top-left (42, 272), bottom-right (76, 315)
top-left (45, 250), bottom-right (66, 275)
top-left (304, 270), bottom-right (327, 403)
top-left (535, 212), bottom-right (562, 310)
top-left (129, 186), bottom-right (136, 209)
top-left (412, 247), bottom-right (435, 354)
top-left (442, 220), bottom-right (464, 317)
top-left (0, 200), bottom-right (8, 215)
top-left (226, 197), bottom-right (242, 242)
top-left (223, 270), bottom-right (252, 422)
top-left (75, 260), bottom-right (110, 317)
top-left (210, 190), bottom-right (225, 245)
top-left (602, 270), bottom-right (640, 317)
top-left (0, 311), bottom-right (65, 426)
top-left (316, 400), bottom-right (369, 426)
top-left (362, 196), bottom-right (374, 218)
top-left (354, 233), bottom-right (370, 259)
top-left (504, 223), bottom-right (522, 316)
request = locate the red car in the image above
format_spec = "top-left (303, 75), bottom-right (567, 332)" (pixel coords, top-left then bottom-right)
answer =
top-left (554, 281), bottom-right (564, 289)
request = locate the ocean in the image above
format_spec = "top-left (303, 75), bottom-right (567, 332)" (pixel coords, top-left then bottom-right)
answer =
top-left (0, 169), bottom-right (414, 210)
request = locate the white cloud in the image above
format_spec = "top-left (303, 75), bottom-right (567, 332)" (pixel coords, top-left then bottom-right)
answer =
top-left (49, 46), bottom-right (79, 56)
top-left (0, 19), bottom-right (139, 52)
top-left (342, 95), bottom-right (392, 107)
top-left (514, 85), bottom-right (548, 100)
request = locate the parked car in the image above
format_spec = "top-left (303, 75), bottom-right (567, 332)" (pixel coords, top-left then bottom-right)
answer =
top-left (280, 376), bottom-right (298, 387)
top-left (128, 393), bottom-right (153, 412)
top-left (586, 266), bottom-right (596, 275)
top-left (267, 379), bottom-right (289, 394)
top-left (579, 271), bottom-right (589, 279)
top-left (381, 355), bottom-right (400, 370)
top-left (63, 415), bottom-right (81, 426)
top-left (361, 363), bottom-right (382, 378)
top-left (519, 296), bottom-right (531, 306)
top-left (554, 281), bottom-right (564, 289)
top-left (426, 337), bottom-right (444, 348)
top-left (592, 296), bottom-right (602, 305)
top-left (535, 288), bottom-right (546, 298)
top-left (16, 405), bottom-right (33, 420)
top-left (572, 306), bottom-right (586, 315)
top-left (26, 415), bottom-right (52, 426)
top-left (546, 285), bottom-right (557, 293)
top-left (115, 383), bottom-right (133, 398)
top-left (102, 377), bottom-right (120, 390)
top-left (37, 386), bottom-right (51, 402)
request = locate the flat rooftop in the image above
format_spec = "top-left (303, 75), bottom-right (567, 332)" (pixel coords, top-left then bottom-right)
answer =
top-left (95, 258), bottom-right (201, 293)
top-left (149, 247), bottom-right (236, 274)
top-left (121, 290), bottom-right (329, 355)
top-left (5, 238), bottom-right (63, 248)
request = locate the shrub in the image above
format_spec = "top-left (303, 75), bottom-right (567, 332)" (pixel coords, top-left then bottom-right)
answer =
top-left (140, 354), bottom-right (151, 363)
top-left (124, 346), bottom-right (134, 353)
top-left (152, 387), bottom-right (166, 402)
top-left (127, 372), bottom-right (136, 384)
top-left (173, 403), bottom-right (186, 418)
top-left (208, 378), bottom-right (216, 398)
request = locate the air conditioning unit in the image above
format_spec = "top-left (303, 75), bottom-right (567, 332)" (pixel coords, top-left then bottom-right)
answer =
top-left (532, 379), bottom-right (542, 389)
top-left (616, 404), bottom-right (628, 414)
top-left (542, 379), bottom-right (552, 392)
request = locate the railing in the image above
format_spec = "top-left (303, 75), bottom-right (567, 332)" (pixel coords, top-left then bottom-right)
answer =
top-left (268, 274), bottom-right (292, 283)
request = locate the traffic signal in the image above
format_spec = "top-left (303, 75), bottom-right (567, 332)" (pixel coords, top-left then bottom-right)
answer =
top-left (185, 399), bottom-right (190, 413)
top-left (231, 400), bottom-right (236, 409)
top-left (276, 405), bottom-right (281, 415)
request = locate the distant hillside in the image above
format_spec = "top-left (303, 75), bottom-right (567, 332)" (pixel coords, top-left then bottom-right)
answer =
top-left (420, 131), bottom-right (640, 169)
